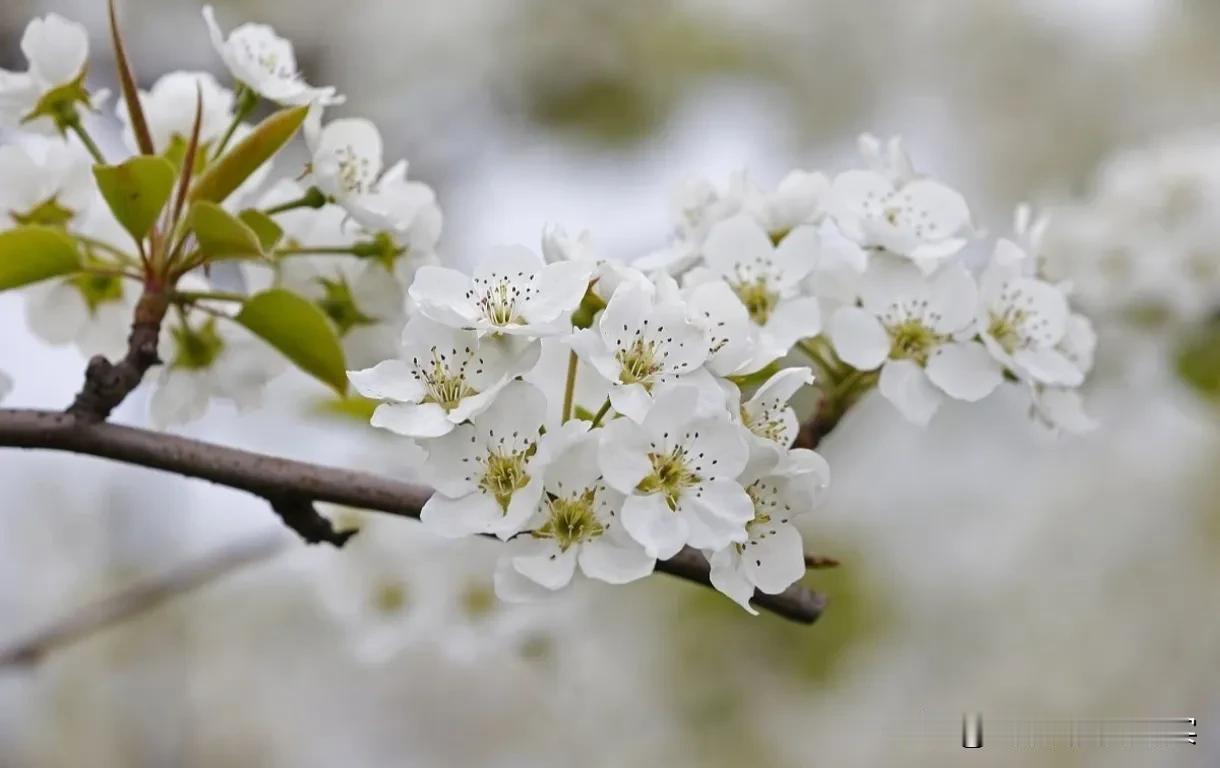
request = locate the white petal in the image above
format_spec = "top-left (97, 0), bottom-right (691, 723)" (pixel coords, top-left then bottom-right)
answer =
top-left (927, 264), bottom-right (978, 333)
top-left (690, 478), bottom-right (754, 524)
top-left (419, 492), bottom-right (503, 538)
top-left (512, 545), bottom-right (578, 590)
top-left (763, 296), bottom-right (821, 351)
top-left (24, 280), bottom-right (86, 345)
top-left (370, 402), bottom-right (453, 438)
top-left (742, 523), bottom-right (806, 594)
top-left (708, 547), bottom-right (759, 615)
top-left (494, 556), bottom-right (553, 603)
top-left (829, 307), bottom-right (889, 370)
top-left (621, 493), bottom-right (689, 559)
top-left (578, 538), bottom-right (655, 584)
top-left (702, 215), bottom-right (774, 281)
top-left (22, 14), bottom-right (88, 86)
top-left (347, 359), bottom-right (425, 403)
top-left (597, 418), bottom-right (653, 493)
top-left (878, 359), bottom-right (943, 426)
top-left (748, 367), bottom-right (815, 412)
top-left (925, 341), bottom-right (1002, 401)
top-left (1014, 348), bottom-right (1085, 387)
top-left (408, 266), bottom-right (478, 327)
top-left (609, 382), bottom-right (654, 424)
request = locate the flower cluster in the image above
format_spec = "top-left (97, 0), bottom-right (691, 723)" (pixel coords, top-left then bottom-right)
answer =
top-left (1043, 130), bottom-right (1220, 327)
top-left (0, 6), bottom-right (1097, 615)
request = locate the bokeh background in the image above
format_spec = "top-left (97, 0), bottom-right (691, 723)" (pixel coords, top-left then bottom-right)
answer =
top-left (2, 1), bottom-right (1219, 765)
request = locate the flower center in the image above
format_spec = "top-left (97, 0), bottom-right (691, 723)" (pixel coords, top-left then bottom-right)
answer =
top-left (887, 319), bottom-right (941, 365)
top-left (479, 450), bottom-right (531, 512)
top-left (468, 274), bottom-right (532, 328)
top-left (615, 338), bottom-right (664, 388)
top-left (986, 309), bottom-right (1027, 354)
top-left (418, 348), bottom-right (477, 410)
top-left (372, 581), bottom-right (408, 614)
top-left (316, 276), bottom-right (376, 335)
top-left (742, 404), bottom-right (786, 445)
top-left (12, 196), bottom-right (74, 227)
top-left (732, 277), bottom-right (778, 326)
top-left (170, 318), bottom-right (224, 371)
top-left (333, 146), bottom-right (373, 195)
top-left (534, 488), bottom-right (605, 551)
top-left (70, 273), bottom-right (123, 313)
top-left (637, 447), bottom-right (700, 510)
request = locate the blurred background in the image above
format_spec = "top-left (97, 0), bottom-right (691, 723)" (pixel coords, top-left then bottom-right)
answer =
top-left (2, 0), bottom-right (1219, 765)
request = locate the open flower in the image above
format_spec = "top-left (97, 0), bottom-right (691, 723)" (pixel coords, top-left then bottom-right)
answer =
top-left (411, 245), bottom-right (591, 338)
top-left (202, 5), bottom-right (341, 106)
top-left (599, 387), bottom-right (752, 559)
top-left (829, 142), bottom-right (971, 273)
top-left (709, 448), bottom-right (830, 614)
top-left (699, 214), bottom-right (822, 368)
top-left (977, 253), bottom-right (1083, 388)
top-left (117, 70), bottom-right (235, 154)
top-left (494, 424), bottom-right (655, 601)
top-left (150, 299), bottom-right (285, 428)
top-left (736, 367), bottom-right (815, 470)
top-left (829, 258), bottom-right (1001, 425)
top-left (419, 381), bottom-right (550, 540)
top-left (0, 14), bottom-right (93, 133)
top-left (571, 281), bottom-right (714, 422)
top-left (349, 315), bottom-right (526, 439)
top-left (0, 140), bottom-right (94, 228)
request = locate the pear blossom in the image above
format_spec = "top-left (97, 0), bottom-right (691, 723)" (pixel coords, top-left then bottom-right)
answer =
top-left (419, 381), bottom-right (551, 540)
top-left (494, 424), bottom-right (654, 601)
top-left (570, 280), bottom-right (714, 422)
top-left (736, 367), bottom-right (815, 470)
top-left (977, 258), bottom-right (1083, 388)
top-left (681, 279), bottom-right (756, 377)
top-left (830, 259), bottom-right (1002, 425)
top-left (0, 140), bottom-right (94, 228)
top-left (829, 139), bottom-right (972, 274)
top-left (698, 214), bottom-right (822, 367)
top-left (150, 285), bottom-right (285, 427)
top-left (202, 6), bottom-right (342, 107)
top-left (709, 448), bottom-right (830, 614)
top-left (0, 14), bottom-right (93, 133)
top-left (116, 70), bottom-right (235, 153)
top-left (599, 387), bottom-right (752, 559)
top-left (349, 316), bottom-right (526, 439)
top-left (411, 245), bottom-right (592, 338)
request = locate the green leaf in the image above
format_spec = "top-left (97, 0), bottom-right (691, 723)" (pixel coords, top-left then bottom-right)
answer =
top-left (238, 209), bottom-right (284, 251)
top-left (236, 289), bottom-right (348, 394)
top-left (1177, 319), bottom-right (1220, 401)
top-left (187, 201), bottom-right (265, 259)
top-left (0, 226), bottom-right (82, 291)
top-left (189, 106), bottom-right (308, 205)
top-left (93, 156), bottom-right (176, 242)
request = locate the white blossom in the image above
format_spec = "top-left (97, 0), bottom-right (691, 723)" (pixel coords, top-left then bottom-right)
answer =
top-left (697, 214), bottom-right (822, 368)
top-left (494, 423), bottom-right (654, 600)
top-left (829, 139), bottom-right (972, 274)
top-left (736, 366), bottom-right (815, 470)
top-left (202, 6), bottom-right (342, 106)
top-left (349, 316), bottom-right (527, 439)
top-left (419, 381), bottom-right (551, 540)
top-left (117, 70), bottom-right (235, 153)
top-left (411, 245), bottom-right (591, 338)
top-left (709, 448), bottom-right (830, 613)
top-left (0, 14), bottom-right (92, 132)
top-left (570, 280), bottom-right (714, 422)
top-left (830, 258), bottom-right (1001, 425)
top-left (598, 387), bottom-right (752, 559)
top-left (0, 139), bottom-right (93, 228)
top-left (977, 248), bottom-right (1083, 388)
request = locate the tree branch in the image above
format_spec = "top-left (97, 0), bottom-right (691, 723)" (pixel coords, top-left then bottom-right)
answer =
top-left (0, 532), bottom-right (286, 667)
top-left (0, 408), bottom-right (827, 624)
top-left (66, 288), bottom-right (170, 422)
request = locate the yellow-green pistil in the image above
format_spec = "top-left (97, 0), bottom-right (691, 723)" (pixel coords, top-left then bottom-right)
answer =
top-left (534, 489), bottom-right (605, 551)
top-left (418, 349), bottom-right (477, 410)
top-left (637, 447), bottom-right (700, 510)
top-left (732, 277), bottom-right (778, 326)
top-left (986, 309), bottom-right (1027, 355)
top-left (887, 319), bottom-right (944, 366)
top-left (615, 338), bottom-right (663, 388)
top-left (480, 450), bottom-right (531, 512)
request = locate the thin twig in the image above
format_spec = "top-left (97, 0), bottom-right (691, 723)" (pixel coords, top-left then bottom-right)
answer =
top-left (0, 408), bottom-right (827, 624)
top-left (0, 532), bottom-right (287, 667)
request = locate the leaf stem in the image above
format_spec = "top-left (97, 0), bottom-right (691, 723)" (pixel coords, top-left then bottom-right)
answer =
top-left (561, 350), bottom-right (579, 423)
top-left (66, 119), bottom-right (106, 164)
top-left (173, 289), bottom-right (246, 305)
top-left (211, 85), bottom-right (258, 160)
top-left (274, 245), bottom-right (362, 257)
top-left (589, 398), bottom-right (613, 428)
